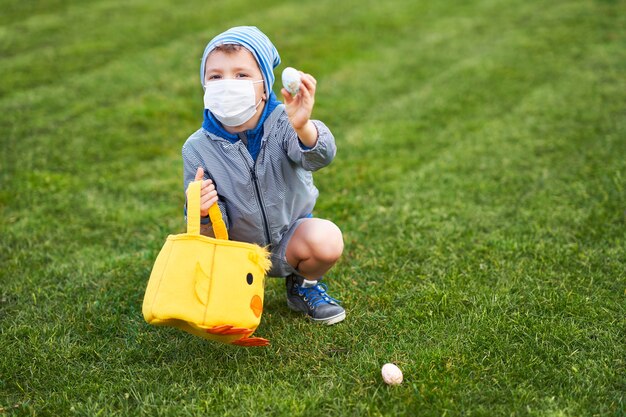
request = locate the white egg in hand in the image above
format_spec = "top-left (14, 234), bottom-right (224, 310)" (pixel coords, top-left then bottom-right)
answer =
top-left (281, 67), bottom-right (301, 96)
top-left (381, 363), bottom-right (403, 385)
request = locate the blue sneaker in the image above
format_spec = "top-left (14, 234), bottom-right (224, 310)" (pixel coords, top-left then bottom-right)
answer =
top-left (286, 275), bottom-right (346, 325)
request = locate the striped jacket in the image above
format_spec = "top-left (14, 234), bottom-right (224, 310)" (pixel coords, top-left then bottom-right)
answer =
top-left (182, 104), bottom-right (336, 249)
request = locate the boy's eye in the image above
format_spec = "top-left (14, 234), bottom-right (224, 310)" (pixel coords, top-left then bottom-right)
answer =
top-left (236, 73), bottom-right (249, 78)
top-left (207, 74), bottom-right (222, 80)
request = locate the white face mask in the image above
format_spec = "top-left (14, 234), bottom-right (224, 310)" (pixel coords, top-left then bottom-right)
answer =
top-left (203, 79), bottom-right (264, 127)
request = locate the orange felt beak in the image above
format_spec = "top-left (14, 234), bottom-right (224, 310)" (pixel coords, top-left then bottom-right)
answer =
top-left (250, 295), bottom-right (263, 318)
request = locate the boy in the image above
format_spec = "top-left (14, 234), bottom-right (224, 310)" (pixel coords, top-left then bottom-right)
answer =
top-left (182, 26), bottom-right (345, 325)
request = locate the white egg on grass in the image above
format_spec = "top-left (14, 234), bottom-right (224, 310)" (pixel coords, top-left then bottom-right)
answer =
top-left (381, 363), bottom-right (403, 385)
top-left (281, 67), bottom-right (301, 96)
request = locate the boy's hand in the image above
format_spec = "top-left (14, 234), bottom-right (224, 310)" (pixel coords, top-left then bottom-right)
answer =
top-left (186, 167), bottom-right (218, 218)
top-left (281, 71), bottom-right (318, 147)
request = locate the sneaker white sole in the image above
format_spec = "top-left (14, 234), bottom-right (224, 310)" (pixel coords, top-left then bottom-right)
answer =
top-left (314, 310), bottom-right (346, 326)
top-left (286, 301), bottom-right (346, 325)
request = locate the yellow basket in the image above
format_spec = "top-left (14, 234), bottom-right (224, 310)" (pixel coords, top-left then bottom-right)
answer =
top-left (142, 181), bottom-right (271, 346)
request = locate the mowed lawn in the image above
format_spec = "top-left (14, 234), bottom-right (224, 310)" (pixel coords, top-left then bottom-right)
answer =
top-left (1, 0), bottom-right (625, 415)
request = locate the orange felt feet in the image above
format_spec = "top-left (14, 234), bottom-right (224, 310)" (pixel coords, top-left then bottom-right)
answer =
top-left (206, 325), bottom-right (253, 336)
top-left (232, 337), bottom-right (270, 347)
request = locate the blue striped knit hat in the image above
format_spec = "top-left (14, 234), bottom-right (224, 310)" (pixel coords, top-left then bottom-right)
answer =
top-left (200, 26), bottom-right (281, 96)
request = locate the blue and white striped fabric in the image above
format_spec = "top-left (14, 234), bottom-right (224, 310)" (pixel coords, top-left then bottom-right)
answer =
top-left (200, 26), bottom-right (281, 96)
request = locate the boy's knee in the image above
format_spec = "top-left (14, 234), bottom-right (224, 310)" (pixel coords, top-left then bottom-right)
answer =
top-left (309, 220), bottom-right (343, 263)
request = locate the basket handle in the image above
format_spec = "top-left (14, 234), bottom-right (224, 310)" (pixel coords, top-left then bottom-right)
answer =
top-left (187, 180), bottom-right (228, 240)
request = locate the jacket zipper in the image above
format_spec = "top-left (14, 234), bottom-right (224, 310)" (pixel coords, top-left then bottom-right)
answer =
top-left (238, 147), bottom-right (272, 247)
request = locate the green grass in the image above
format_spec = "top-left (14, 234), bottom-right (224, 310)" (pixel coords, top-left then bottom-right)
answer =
top-left (1, 0), bottom-right (625, 415)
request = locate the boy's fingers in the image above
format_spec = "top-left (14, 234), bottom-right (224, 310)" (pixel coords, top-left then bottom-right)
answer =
top-left (300, 73), bottom-right (317, 90)
top-left (281, 88), bottom-right (294, 103)
top-left (300, 73), bottom-right (316, 84)
top-left (300, 75), bottom-right (316, 96)
top-left (299, 81), bottom-right (312, 101)
top-left (201, 189), bottom-right (218, 204)
top-left (303, 71), bottom-right (316, 82)
top-left (202, 179), bottom-right (213, 189)
top-left (201, 197), bottom-right (218, 213)
top-left (201, 183), bottom-right (215, 195)
top-left (194, 167), bottom-right (204, 181)
top-left (207, 196), bottom-right (218, 207)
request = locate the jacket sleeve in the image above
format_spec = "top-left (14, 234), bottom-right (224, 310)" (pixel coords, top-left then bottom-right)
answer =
top-left (284, 119), bottom-right (337, 171)
top-left (182, 143), bottom-right (230, 237)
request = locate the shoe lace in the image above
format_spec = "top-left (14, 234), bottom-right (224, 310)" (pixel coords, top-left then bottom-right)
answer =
top-left (298, 283), bottom-right (341, 307)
